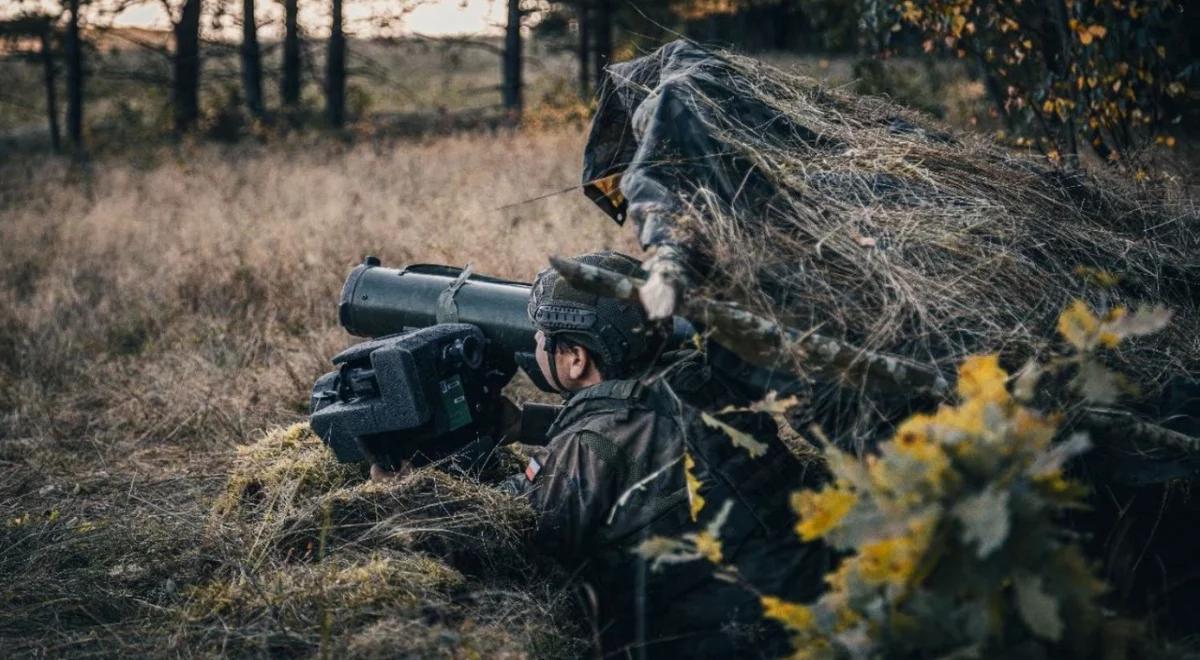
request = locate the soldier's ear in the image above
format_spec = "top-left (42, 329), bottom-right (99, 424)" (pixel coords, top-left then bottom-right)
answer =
top-left (565, 344), bottom-right (590, 381)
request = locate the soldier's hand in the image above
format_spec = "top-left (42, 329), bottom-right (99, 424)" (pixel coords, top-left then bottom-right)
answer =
top-left (639, 269), bottom-right (678, 320)
top-left (638, 247), bottom-right (688, 320)
top-left (497, 396), bottom-right (523, 443)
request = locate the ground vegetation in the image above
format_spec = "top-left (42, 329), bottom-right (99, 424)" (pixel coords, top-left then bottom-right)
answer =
top-left (0, 129), bottom-right (627, 655)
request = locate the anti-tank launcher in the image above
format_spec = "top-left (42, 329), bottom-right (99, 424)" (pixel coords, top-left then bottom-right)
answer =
top-left (309, 257), bottom-right (798, 470)
top-left (309, 260), bottom-right (548, 470)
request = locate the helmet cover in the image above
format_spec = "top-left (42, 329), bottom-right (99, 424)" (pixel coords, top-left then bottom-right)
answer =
top-left (528, 251), bottom-right (667, 375)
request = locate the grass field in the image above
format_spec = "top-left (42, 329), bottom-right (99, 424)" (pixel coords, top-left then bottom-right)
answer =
top-left (0, 127), bottom-right (626, 462)
top-left (0, 127), bottom-right (638, 654)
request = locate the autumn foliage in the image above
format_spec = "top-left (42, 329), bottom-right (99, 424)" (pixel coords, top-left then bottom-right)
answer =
top-left (645, 300), bottom-right (1173, 658)
top-left (895, 0), bottom-right (1189, 163)
top-left (762, 352), bottom-right (1104, 658)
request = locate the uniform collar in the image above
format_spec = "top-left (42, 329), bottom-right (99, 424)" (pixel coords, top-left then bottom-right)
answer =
top-left (565, 378), bottom-right (641, 404)
top-left (548, 379), bottom-right (643, 436)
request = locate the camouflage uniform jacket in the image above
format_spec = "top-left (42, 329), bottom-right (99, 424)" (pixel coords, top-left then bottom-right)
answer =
top-left (504, 377), bottom-right (828, 657)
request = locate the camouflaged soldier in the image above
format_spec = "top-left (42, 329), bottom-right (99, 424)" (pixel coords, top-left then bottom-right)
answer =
top-left (501, 251), bottom-right (828, 658)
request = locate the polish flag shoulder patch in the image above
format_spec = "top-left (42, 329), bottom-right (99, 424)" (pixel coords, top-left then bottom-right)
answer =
top-left (524, 457), bottom-right (543, 482)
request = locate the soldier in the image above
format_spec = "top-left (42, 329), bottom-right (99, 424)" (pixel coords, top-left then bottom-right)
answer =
top-left (375, 251), bottom-right (827, 657)
top-left (504, 251), bottom-right (828, 657)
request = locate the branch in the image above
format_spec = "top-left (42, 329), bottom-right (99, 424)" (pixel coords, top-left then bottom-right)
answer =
top-left (409, 32), bottom-right (504, 56)
top-left (1077, 408), bottom-right (1200, 454)
top-left (90, 67), bottom-right (170, 85)
top-left (548, 256), bottom-right (952, 400)
top-left (90, 25), bottom-right (172, 60)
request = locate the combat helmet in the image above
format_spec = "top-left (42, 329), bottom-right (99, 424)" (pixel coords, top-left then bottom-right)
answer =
top-left (528, 251), bottom-right (668, 378)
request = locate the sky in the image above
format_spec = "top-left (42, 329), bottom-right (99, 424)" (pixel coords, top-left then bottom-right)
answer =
top-left (10, 0), bottom-right (509, 37)
top-left (401, 0), bottom-right (506, 35)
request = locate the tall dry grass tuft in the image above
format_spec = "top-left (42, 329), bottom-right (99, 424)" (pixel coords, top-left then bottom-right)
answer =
top-left (0, 128), bottom-right (630, 654)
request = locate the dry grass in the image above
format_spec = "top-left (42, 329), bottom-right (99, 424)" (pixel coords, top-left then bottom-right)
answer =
top-left (0, 127), bottom-right (632, 655)
top-left (187, 424), bottom-right (578, 656)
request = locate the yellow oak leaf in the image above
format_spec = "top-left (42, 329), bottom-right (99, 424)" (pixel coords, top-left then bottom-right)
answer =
top-left (792, 486), bottom-right (857, 541)
top-left (684, 451), bottom-right (705, 521)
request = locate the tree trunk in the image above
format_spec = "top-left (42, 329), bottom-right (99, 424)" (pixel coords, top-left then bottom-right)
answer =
top-left (173, 0), bottom-right (202, 132)
top-left (501, 0), bottom-right (522, 117)
top-left (64, 0), bottom-right (82, 148)
top-left (974, 53), bottom-right (1013, 132)
top-left (771, 2), bottom-right (791, 50)
top-left (592, 0), bottom-right (611, 89)
top-left (281, 0), bottom-right (301, 108)
top-left (39, 27), bottom-right (61, 153)
top-left (577, 0), bottom-right (590, 100)
top-left (326, 0), bottom-right (346, 127)
top-left (1046, 0), bottom-right (1079, 165)
top-left (240, 0), bottom-right (264, 118)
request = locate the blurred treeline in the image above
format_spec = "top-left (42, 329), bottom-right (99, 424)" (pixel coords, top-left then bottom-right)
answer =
top-left (1, 0), bottom-right (1196, 159)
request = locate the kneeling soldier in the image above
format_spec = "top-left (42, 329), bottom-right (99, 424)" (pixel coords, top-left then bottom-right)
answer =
top-left (499, 251), bottom-right (827, 657)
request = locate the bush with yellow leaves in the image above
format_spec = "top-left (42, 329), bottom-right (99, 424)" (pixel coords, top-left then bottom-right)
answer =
top-left (755, 298), bottom-right (1176, 658)
top-left (765, 352), bottom-right (1108, 658)
top-left (636, 298), bottom-right (1177, 659)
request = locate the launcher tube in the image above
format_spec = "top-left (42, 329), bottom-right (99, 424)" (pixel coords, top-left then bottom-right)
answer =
top-left (338, 260), bottom-right (536, 360)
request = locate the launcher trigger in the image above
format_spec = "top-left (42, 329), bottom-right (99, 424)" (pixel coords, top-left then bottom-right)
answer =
top-left (336, 361), bottom-right (354, 402)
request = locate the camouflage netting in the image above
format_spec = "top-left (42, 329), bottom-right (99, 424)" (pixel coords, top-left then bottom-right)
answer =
top-left (196, 423), bottom-right (585, 657)
top-left (575, 40), bottom-right (1200, 643)
top-left (582, 40), bottom-right (1199, 442)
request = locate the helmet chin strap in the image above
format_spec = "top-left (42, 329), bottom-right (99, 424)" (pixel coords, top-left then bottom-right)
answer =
top-left (544, 335), bottom-right (568, 393)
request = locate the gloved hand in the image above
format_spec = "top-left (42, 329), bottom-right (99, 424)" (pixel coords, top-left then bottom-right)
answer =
top-left (638, 245), bottom-right (689, 320)
top-left (495, 395), bottom-right (523, 444)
